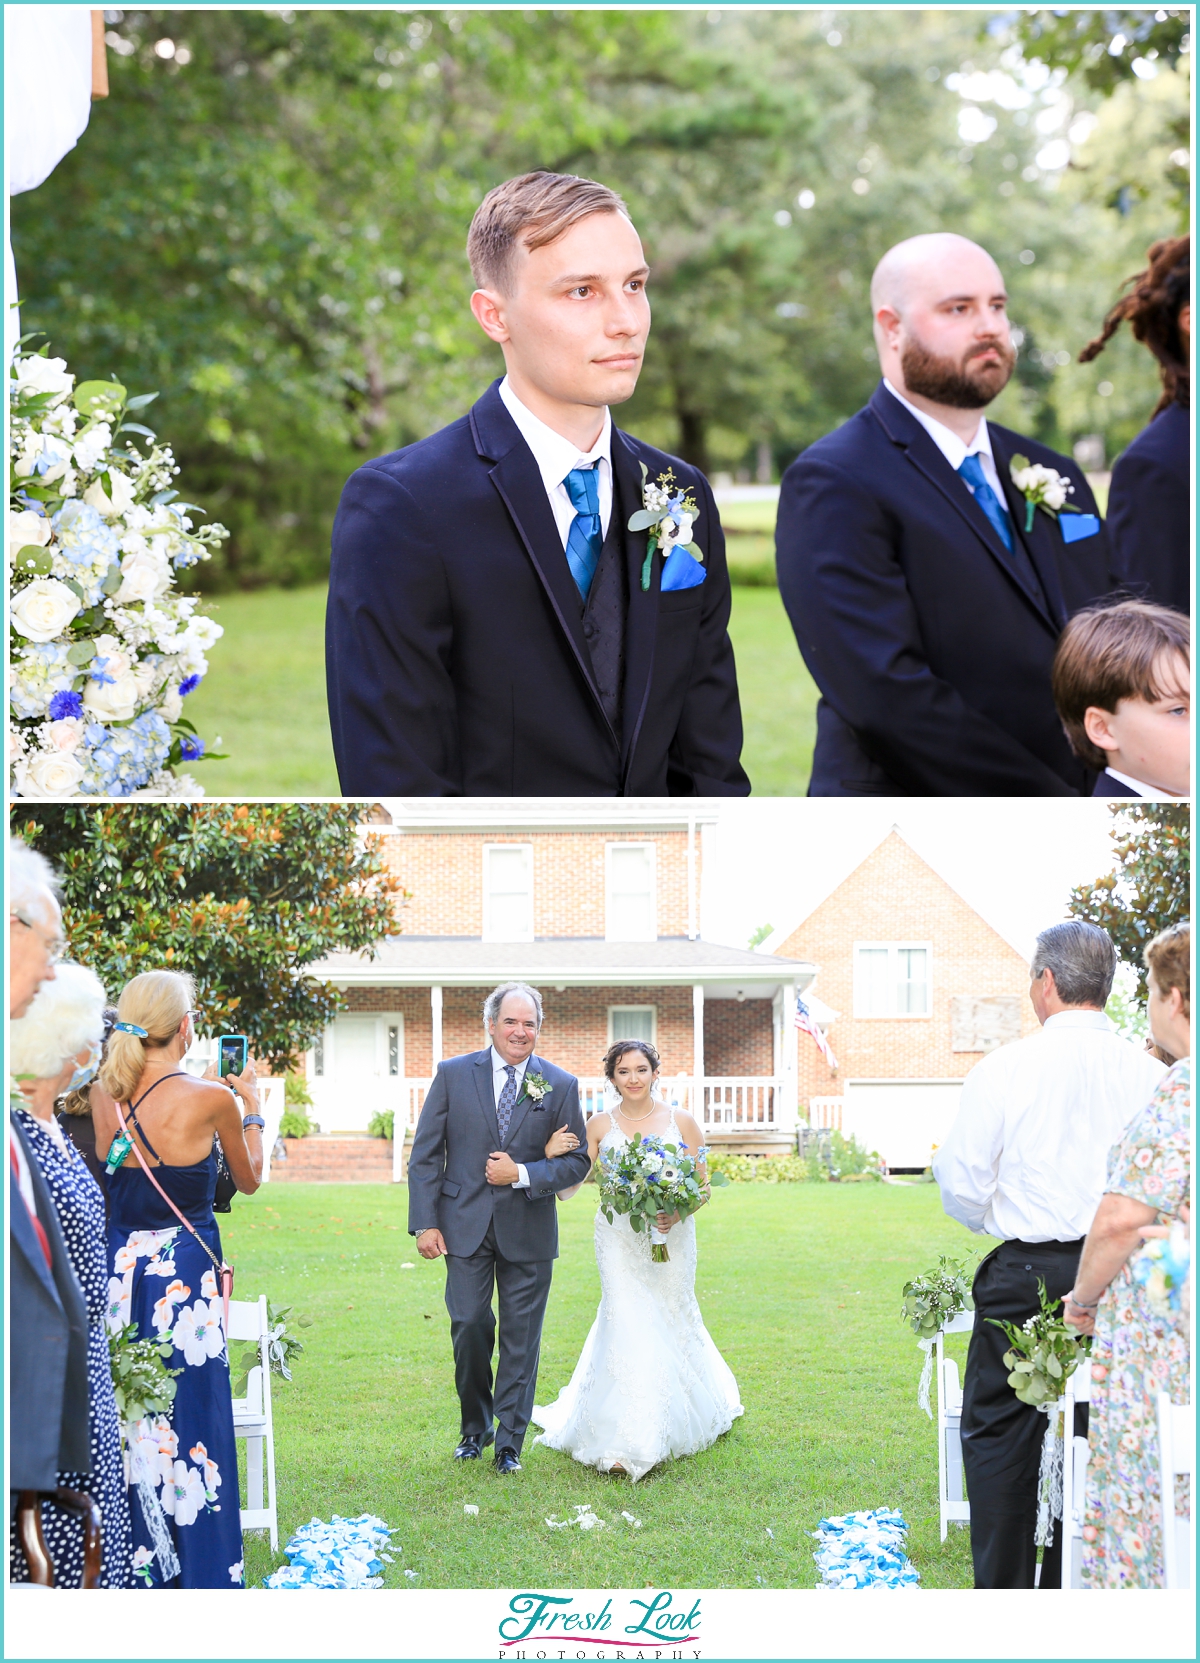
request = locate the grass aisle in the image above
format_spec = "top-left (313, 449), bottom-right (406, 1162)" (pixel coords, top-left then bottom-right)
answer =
top-left (224, 1181), bottom-right (976, 1589)
top-left (187, 581), bottom-right (816, 798)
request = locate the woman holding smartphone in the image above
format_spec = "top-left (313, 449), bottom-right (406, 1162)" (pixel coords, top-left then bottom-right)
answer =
top-left (93, 969), bottom-right (262, 1590)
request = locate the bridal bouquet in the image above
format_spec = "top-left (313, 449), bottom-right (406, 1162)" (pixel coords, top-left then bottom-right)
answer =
top-left (596, 1132), bottom-right (726, 1262)
top-left (9, 343), bottom-right (229, 798)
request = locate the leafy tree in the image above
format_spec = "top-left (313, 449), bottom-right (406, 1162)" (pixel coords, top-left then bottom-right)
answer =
top-left (11, 803), bottom-right (406, 1068)
top-left (1068, 804), bottom-right (1190, 1000)
top-left (1007, 9), bottom-right (1192, 94)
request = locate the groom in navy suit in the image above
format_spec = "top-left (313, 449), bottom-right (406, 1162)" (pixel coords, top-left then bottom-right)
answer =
top-left (326, 171), bottom-right (748, 797)
top-left (777, 233), bottom-right (1119, 796)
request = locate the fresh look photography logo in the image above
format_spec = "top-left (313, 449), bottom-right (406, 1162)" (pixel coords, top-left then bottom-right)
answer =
top-left (498, 1591), bottom-right (702, 1658)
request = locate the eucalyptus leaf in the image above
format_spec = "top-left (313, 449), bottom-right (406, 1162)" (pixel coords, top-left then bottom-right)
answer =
top-left (102, 562), bottom-right (124, 596)
top-left (66, 640), bottom-right (98, 665)
top-left (124, 392), bottom-right (160, 411)
top-left (74, 379), bottom-right (127, 416)
top-left (118, 422), bottom-right (158, 439)
top-left (15, 545), bottom-right (54, 576)
top-left (627, 508), bottom-right (662, 532)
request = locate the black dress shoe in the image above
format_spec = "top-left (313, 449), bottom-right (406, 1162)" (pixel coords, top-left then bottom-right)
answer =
top-left (454, 1429), bottom-right (495, 1460)
top-left (493, 1446), bottom-right (522, 1475)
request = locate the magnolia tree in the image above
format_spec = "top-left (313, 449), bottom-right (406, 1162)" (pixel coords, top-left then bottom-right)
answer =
top-left (8, 346), bottom-right (228, 797)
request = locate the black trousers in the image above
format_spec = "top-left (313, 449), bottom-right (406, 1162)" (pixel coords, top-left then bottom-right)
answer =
top-left (961, 1238), bottom-right (1084, 1589)
top-left (443, 1221), bottom-right (553, 1455)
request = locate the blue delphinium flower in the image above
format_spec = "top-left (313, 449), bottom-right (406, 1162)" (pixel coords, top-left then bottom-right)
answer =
top-left (89, 656), bottom-right (116, 686)
top-left (179, 734), bottom-right (205, 762)
top-left (179, 673), bottom-right (202, 697)
top-left (48, 689), bottom-right (85, 721)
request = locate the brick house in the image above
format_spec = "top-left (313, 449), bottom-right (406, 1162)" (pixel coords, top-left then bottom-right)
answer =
top-left (306, 804), bottom-right (816, 1170)
top-left (766, 828), bottom-right (1038, 1171)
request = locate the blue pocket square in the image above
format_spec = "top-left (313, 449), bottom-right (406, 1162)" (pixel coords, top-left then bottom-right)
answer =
top-left (660, 544), bottom-right (707, 591)
top-left (1060, 513), bottom-right (1100, 544)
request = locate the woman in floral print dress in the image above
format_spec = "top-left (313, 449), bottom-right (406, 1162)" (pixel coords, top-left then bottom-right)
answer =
top-left (95, 969), bottom-right (264, 1589)
top-left (1065, 922), bottom-right (1191, 1588)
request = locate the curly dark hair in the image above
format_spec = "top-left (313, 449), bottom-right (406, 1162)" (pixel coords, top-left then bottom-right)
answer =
top-left (602, 1038), bottom-right (660, 1080)
top-left (1079, 236), bottom-right (1190, 415)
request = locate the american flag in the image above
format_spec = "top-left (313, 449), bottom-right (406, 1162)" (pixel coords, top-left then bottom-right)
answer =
top-left (795, 993), bottom-right (838, 1071)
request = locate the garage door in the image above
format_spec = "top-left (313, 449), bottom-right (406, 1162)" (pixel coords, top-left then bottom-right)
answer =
top-left (842, 1079), bottom-right (964, 1171)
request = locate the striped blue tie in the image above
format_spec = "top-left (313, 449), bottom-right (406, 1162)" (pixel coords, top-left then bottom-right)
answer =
top-left (563, 463), bottom-right (602, 601)
top-left (957, 453), bottom-right (1014, 552)
top-left (497, 1065), bottom-right (518, 1143)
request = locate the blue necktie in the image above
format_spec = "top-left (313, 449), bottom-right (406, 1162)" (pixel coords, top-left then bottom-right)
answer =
top-left (957, 453), bottom-right (1014, 552)
top-left (497, 1065), bottom-right (518, 1143)
top-left (563, 463), bottom-right (602, 601)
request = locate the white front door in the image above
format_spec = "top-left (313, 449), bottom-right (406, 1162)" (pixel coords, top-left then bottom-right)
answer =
top-left (841, 1079), bottom-right (963, 1170)
top-left (309, 1013), bottom-right (404, 1132)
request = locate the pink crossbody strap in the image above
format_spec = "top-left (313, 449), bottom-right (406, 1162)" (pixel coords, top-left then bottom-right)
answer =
top-left (114, 1099), bottom-right (234, 1337)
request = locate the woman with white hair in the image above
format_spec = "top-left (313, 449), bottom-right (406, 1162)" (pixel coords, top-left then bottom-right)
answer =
top-left (9, 963), bottom-right (134, 1588)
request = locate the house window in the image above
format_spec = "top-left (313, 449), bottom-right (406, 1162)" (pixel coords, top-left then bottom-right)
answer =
top-left (608, 1006), bottom-right (657, 1046)
top-left (482, 844), bottom-right (534, 942)
top-left (854, 943), bottom-right (932, 1018)
top-left (313, 1033), bottom-right (325, 1076)
top-left (605, 843), bottom-right (656, 942)
top-left (387, 1024), bottom-right (401, 1076)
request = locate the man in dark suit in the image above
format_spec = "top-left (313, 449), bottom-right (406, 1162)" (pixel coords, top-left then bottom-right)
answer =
top-left (777, 232), bottom-right (1119, 796)
top-left (407, 983), bottom-right (591, 1474)
top-left (1108, 394), bottom-right (1190, 616)
top-left (327, 171), bottom-right (748, 797)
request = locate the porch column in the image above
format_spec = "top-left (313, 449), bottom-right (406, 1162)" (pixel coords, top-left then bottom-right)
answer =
top-left (430, 984), bottom-right (444, 1066)
top-left (780, 981), bottom-right (799, 1136)
top-left (692, 984), bottom-right (705, 1120)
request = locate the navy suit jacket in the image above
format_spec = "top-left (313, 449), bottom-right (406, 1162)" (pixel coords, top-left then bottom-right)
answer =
top-left (1107, 400), bottom-right (1191, 615)
top-left (776, 383), bottom-right (1119, 796)
top-left (326, 381), bottom-right (749, 796)
top-left (1092, 769), bottom-right (1141, 798)
top-left (406, 1052), bottom-right (591, 1262)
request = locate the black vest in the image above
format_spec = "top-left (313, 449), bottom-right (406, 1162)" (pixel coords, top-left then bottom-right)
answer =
top-left (579, 500), bottom-right (627, 739)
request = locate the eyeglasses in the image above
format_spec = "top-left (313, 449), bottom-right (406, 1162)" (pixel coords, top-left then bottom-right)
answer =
top-left (10, 909), bottom-right (66, 965)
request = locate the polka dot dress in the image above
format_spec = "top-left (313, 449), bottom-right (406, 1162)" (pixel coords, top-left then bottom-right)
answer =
top-left (9, 1109), bottom-right (134, 1588)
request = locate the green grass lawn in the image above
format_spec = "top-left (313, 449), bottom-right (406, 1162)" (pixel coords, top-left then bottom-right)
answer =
top-left (185, 580), bottom-right (815, 798)
top-left (223, 1180), bottom-right (977, 1589)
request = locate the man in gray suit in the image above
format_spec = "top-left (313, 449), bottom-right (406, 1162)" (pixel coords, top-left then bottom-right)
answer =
top-left (408, 982), bottom-right (591, 1473)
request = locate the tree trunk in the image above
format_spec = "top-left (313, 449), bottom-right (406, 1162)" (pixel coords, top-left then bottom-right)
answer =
top-left (675, 400), bottom-right (710, 477)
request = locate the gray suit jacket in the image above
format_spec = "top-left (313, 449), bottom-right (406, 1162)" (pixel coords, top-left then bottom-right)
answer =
top-left (407, 1051), bottom-right (591, 1261)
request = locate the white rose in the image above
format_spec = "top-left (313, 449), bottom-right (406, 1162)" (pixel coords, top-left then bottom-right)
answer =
top-left (14, 749), bottom-right (87, 798)
top-left (157, 686), bottom-right (184, 724)
top-left (114, 547), bottom-right (171, 604)
top-left (83, 470), bottom-right (137, 519)
top-left (83, 670), bottom-right (144, 722)
top-left (91, 637), bottom-right (133, 681)
top-left (1043, 479), bottom-right (1068, 510)
top-left (47, 717), bottom-right (85, 753)
top-left (10, 578), bottom-right (81, 642)
top-left (8, 508), bottom-right (53, 563)
top-left (73, 423), bottom-right (113, 473)
top-left (12, 354), bottom-right (73, 405)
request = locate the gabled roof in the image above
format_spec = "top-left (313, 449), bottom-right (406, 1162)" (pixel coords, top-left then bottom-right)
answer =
top-left (310, 936), bottom-right (815, 990)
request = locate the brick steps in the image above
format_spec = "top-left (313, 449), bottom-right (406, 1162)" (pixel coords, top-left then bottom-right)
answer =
top-left (269, 1135), bottom-right (395, 1183)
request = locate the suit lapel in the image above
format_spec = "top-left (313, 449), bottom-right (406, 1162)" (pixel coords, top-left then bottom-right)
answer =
top-left (473, 1050), bottom-right (500, 1146)
top-left (989, 427), bottom-right (1069, 628)
top-left (503, 1053), bottom-right (544, 1149)
top-left (868, 387), bottom-right (1058, 630)
top-left (612, 430), bottom-right (660, 776)
top-left (470, 384), bottom-right (613, 735)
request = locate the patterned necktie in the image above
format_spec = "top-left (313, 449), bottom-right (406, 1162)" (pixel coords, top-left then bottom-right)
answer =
top-left (563, 462), bottom-right (602, 601)
top-left (957, 452), bottom-right (1014, 552)
top-left (497, 1064), bottom-right (518, 1143)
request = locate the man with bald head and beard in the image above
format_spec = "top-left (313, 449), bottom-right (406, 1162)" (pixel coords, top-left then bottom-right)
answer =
top-left (776, 233), bottom-right (1118, 796)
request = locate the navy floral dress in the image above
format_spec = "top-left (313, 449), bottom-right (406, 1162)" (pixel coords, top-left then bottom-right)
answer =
top-left (104, 1132), bottom-right (244, 1589)
top-left (9, 1108), bottom-right (133, 1588)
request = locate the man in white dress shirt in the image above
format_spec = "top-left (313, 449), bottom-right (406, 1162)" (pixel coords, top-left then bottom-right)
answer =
top-left (406, 984), bottom-right (590, 1473)
top-left (776, 231), bottom-right (1118, 795)
top-left (933, 920), bottom-right (1165, 1587)
top-left (327, 170), bottom-right (747, 796)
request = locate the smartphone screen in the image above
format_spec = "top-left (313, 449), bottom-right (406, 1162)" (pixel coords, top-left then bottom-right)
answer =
top-left (218, 1035), bottom-right (248, 1078)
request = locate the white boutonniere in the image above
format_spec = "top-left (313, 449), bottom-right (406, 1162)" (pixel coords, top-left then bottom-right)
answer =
top-left (521, 1072), bottom-right (552, 1109)
top-left (627, 465), bottom-right (704, 591)
top-left (1009, 454), bottom-right (1081, 533)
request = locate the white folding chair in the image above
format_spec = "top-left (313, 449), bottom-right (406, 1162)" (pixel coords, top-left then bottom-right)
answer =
top-left (228, 1295), bottom-right (278, 1550)
top-left (936, 1310), bottom-right (975, 1540)
top-left (1158, 1392), bottom-right (1193, 1590)
top-left (1059, 1362), bottom-right (1091, 1587)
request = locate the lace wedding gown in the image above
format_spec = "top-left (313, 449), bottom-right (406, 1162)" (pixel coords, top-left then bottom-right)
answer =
top-left (531, 1109), bottom-right (743, 1482)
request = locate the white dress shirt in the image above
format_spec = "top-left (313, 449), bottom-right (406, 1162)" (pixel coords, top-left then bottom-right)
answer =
top-left (491, 1046), bottom-right (531, 1190)
top-left (932, 1010), bottom-right (1166, 1242)
top-left (498, 376), bottom-right (613, 547)
top-left (883, 377), bottom-right (1004, 501)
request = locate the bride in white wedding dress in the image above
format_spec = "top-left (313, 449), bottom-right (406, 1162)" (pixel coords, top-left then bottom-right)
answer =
top-left (531, 1040), bottom-right (743, 1482)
